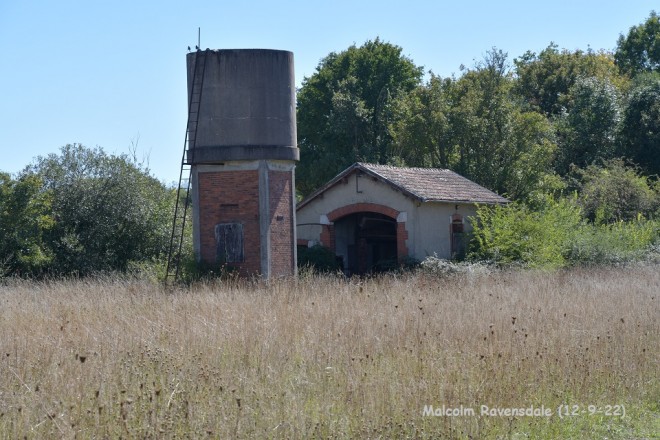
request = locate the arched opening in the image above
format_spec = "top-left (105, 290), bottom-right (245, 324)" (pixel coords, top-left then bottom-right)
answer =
top-left (334, 212), bottom-right (397, 275)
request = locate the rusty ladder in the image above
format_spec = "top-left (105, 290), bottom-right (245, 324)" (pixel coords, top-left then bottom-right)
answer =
top-left (165, 49), bottom-right (209, 285)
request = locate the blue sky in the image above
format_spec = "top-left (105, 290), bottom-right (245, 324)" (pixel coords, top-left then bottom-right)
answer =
top-left (0, 0), bottom-right (656, 185)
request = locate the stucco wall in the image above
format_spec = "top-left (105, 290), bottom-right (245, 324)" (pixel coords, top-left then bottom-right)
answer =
top-left (296, 171), bottom-right (480, 261)
top-left (412, 202), bottom-right (478, 259)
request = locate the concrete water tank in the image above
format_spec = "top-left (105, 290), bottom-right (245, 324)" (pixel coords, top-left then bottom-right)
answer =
top-left (187, 49), bottom-right (299, 278)
top-left (186, 49), bottom-right (299, 163)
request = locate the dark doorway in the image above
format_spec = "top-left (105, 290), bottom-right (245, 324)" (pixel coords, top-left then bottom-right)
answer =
top-left (334, 212), bottom-right (397, 275)
top-left (450, 214), bottom-right (466, 259)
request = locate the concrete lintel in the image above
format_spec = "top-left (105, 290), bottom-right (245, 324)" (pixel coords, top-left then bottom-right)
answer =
top-left (266, 160), bottom-right (297, 172)
top-left (193, 160), bottom-right (296, 173)
top-left (195, 161), bottom-right (260, 172)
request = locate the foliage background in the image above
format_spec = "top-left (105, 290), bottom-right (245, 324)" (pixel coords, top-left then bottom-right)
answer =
top-left (1, 11), bottom-right (659, 277)
top-left (1, 144), bottom-right (174, 277)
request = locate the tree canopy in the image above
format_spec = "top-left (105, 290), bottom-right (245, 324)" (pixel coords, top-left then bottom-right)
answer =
top-left (615, 11), bottom-right (660, 76)
top-left (554, 76), bottom-right (621, 174)
top-left (1, 144), bottom-right (174, 277)
top-left (296, 18), bottom-right (658, 204)
top-left (3, 11), bottom-right (660, 277)
top-left (0, 172), bottom-right (53, 275)
top-left (617, 73), bottom-right (660, 176)
top-left (513, 43), bottom-right (623, 116)
top-left (296, 38), bottom-right (424, 195)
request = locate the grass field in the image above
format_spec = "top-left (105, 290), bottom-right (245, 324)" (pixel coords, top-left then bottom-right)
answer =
top-left (0, 266), bottom-right (658, 439)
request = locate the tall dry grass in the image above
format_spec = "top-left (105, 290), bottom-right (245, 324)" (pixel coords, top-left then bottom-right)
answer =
top-left (0, 266), bottom-right (658, 439)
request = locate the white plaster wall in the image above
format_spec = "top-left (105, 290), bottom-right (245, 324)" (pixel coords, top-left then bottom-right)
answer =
top-left (411, 202), bottom-right (479, 259)
top-left (296, 172), bottom-right (480, 260)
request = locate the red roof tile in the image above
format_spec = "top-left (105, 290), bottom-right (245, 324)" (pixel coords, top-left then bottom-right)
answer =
top-left (358, 163), bottom-right (509, 203)
top-left (298, 163), bottom-right (509, 210)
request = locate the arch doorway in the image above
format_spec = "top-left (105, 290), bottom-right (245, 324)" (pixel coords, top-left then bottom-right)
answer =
top-left (333, 212), bottom-right (397, 275)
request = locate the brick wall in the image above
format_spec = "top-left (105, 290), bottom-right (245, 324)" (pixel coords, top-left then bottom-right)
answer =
top-left (396, 222), bottom-right (409, 259)
top-left (320, 224), bottom-right (335, 252)
top-left (268, 170), bottom-right (294, 276)
top-left (198, 170), bottom-right (261, 276)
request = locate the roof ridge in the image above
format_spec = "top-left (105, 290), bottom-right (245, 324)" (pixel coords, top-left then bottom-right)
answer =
top-left (358, 162), bottom-right (451, 173)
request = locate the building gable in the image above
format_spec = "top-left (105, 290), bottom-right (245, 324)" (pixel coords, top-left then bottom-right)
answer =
top-left (296, 163), bottom-right (508, 271)
top-left (298, 163), bottom-right (508, 211)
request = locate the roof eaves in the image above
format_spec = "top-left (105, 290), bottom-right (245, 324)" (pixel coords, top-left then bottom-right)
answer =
top-left (424, 197), bottom-right (510, 204)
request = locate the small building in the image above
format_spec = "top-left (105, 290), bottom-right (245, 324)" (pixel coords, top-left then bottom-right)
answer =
top-left (296, 163), bottom-right (508, 274)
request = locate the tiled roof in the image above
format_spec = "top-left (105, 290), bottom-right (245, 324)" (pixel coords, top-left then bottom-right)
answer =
top-left (297, 163), bottom-right (509, 209)
top-left (358, 163), bottom-right (509, 203)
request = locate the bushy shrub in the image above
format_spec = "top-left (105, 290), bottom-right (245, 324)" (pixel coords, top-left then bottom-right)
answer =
top-left (172, 252), bottom-right (242, 285)
top-left (0, 173), bottom-right (54, 276)
top-left (571, 159), bottom-right (659, 224)
top-left (9, 144), bottom-right (175, 277)
top-left (469, 194), bottom-right (659, 268)
top-left (420, 254), bottom-right (493, 276)
top-left (297, 245), bottom-right (342, 273)
top-left (468, 197), bottom-right (582, 269)
top-left (567, 218), bottom-right (659, 265)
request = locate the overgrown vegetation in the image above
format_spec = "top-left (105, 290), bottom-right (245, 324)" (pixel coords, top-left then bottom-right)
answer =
top-left (297, 244), bottom-right (343, 273)
top-left (469, 197), bottom-right (583, 269)
top-left (469, 194), bottom-right (659, 269)
top-left (1, 12), bottom-right (659, 278)
top-left (572, 158), bottom-right (659, 223)
top-left (297, 11), bottom-right (660, 202)
top-left (0, 268), bottom-right (657, 438)
top-left (0, 144), bottom-right (173, 278)
top-left (1, 13), bottom-right (658, 440)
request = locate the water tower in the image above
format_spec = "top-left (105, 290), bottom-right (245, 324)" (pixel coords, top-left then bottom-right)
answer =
top-left (174, 49), bottom-right (299, 279)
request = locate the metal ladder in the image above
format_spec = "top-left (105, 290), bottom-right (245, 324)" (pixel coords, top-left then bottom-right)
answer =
top-left (165, 49), bottom-right (209, 284)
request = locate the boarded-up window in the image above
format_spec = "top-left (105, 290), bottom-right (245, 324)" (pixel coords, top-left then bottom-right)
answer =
top-left (215, 223), bottom-right (244, 263)
top-left (450, 215), bottom-right (465, 259)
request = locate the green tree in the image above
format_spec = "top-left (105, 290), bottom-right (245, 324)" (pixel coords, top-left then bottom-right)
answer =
top-left (572, 158), bottom-right (659, 224)
top-left (500, 110), bottom-right (558, 200)
top-left (0, 173), bottom-right (54, 276)
top-left (390, 51), bottom-right (557, 201)
top-left (447, 49), bottom-right (513, 189)
top-left (618, 73), bottom-right (660, 176)
top-left (554, 76), bottom-right (621, 174)
top-left (389, 74), bottom-right (454, 168)
top-left (296, 38), bottom-right (424, 195)
top-left (514, 44), bottom-right (625, 116)
top-left (22, 144), bottom-right (174, 275)
top-left (443, 49), bottom-right (557, 200)
top-left (615, 11), bottom-right (660, 76)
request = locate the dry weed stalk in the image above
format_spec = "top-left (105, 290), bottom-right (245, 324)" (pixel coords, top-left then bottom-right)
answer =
top-left (0, 267), bottom-right (657, 438)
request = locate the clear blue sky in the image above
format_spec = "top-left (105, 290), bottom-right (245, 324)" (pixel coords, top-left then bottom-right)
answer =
top-left (0, 0), bottom-right (656, 185)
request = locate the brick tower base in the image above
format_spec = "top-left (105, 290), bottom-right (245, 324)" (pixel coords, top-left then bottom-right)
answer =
top-left (192, 160), bottom-right (297, 278)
